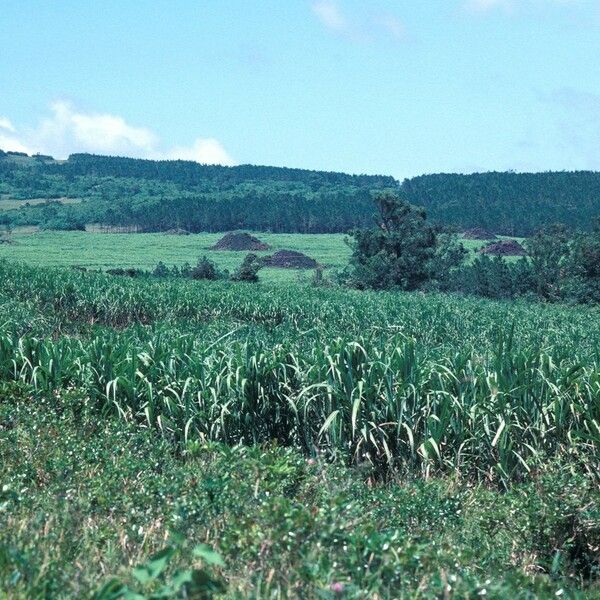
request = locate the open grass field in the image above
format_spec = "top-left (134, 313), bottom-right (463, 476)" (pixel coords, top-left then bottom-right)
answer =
top-left (0, 231), bottom-right (350, 282)
top-left (0, 230), bottom-right (522, 283)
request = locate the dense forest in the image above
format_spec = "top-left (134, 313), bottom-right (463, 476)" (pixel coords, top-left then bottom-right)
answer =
top-left (403, 171), bottom-right (600, 235)
top-left (1, 150), bottom-right (599, 235)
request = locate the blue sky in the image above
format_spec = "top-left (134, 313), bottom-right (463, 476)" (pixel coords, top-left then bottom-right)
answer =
top-left (1, 0), bottom-right (599, 180)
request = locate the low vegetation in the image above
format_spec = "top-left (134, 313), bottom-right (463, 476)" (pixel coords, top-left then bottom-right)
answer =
top-left (2, 382), bottom-right (598, 598)
top-left (345, 193), bottom-right (600, 303)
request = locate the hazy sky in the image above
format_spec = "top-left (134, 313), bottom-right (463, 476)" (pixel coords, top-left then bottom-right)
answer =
top-left (2, 0), bottom-right (600, 179)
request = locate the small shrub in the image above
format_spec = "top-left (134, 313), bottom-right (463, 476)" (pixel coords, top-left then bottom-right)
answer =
top-left (191, 256), bottom-right (220, 280)
top-left (231, 253), bottom-right (262, 282)
top-left (152, 261), bottom-right (170, 278)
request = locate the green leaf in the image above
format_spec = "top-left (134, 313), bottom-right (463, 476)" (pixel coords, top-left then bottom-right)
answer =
top-left (193, 544), bottom-right (225, 567)
top-left (133, 546), bottom-right (175, 584)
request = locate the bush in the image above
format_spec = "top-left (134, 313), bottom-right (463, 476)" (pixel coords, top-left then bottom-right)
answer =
top-left (152, 261), bottom-right (170, 278)
top-left (231, 253), bottom-right (262, 282)
top-left (191, 256), bottom-right (220, 280)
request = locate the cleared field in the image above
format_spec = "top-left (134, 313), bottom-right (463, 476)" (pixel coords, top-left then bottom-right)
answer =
top-left (0, 230), bottom-right (520, 282)
top-left (0, 231), bottom-right (350, 282)
top-left (0, 197), bottom-right (82, 210)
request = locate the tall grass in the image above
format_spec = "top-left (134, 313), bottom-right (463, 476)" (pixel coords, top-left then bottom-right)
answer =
top-left (1, 260), bottom-right (598, 484)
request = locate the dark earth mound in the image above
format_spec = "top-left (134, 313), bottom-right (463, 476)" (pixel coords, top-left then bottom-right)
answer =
top-left (480, 239), bottom-right (527, 256)
top-left (265, 249), bottom-right (319, 269)
top-left (463, 227), bottom-right (498, 240)
top-left (211, 232), bottom-right (270, 251)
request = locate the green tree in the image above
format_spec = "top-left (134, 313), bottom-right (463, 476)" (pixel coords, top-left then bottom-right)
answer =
top-left (427, 232), bottom-right (468, 290)
top-left (347, 191), bottom-right (436, 290)
top-left (152, 261), bottom-right (170, 278)
top-left (191, 256), bottom-right (220, 280)
top-left (564, 219), bottom-right (600, 303)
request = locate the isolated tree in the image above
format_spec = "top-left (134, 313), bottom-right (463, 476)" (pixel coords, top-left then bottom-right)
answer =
top-left (347, 191), bottom-right (437, 290)
top-left (152, 261), bottom-right (170, 278)
top-left (179, 262), bottom-right (192, 278)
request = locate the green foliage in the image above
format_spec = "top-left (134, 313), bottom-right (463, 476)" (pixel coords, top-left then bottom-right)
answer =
top-left (526, 224), bottom-right (571, 301)
top-left (0, 260), bottom-right (598, 484)
top-left (565, 219), bottom-right (600, 304)
top-left (0, 151), bottom-right (392, 234)
top-left (347, 192), bottom-right (437, 290)
top-left (403, 170), bottom-right (600, 235)
top-left (426, 232), bottom-right (468, 290)
top-left (1, 385), bottom-right (598, 597)
top-left (93, 539), bottom-right (226, 599)
top-left (152, 261), bottom-right (170, 278)
top-left (191, 256), bottom-right (221, 281)
top-left (231, 253), bottom-right (262, 282)
top-left (2, 151), bottom-right (599, 235)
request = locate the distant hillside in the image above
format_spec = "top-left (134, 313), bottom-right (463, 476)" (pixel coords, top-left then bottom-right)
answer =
top-left (0, 151), bottom-right (394, 233)
top-left (1, 150), bottom-right (599, 235)
top-left (402, 171), bottom-right (600, 236)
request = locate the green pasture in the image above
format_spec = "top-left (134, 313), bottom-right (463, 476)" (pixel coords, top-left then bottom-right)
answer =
top-left (0, 230), bottom-right (520, 282)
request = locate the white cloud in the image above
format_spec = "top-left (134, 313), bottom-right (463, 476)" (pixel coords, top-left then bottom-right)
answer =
top-left (0, 117), bottom-right (16, 133)
top-left (311, 0), bottom-right (347, 31)
top-left (311, 1), bottom-right (407, 43)
top-left (32, 101), bottom-right (158, 158)
top-left (0, 102), bottom-right (235, 166)
top-left (0, 133), bottom-right (32, 154)
top-left (165, 138), bottom-right (235, 166)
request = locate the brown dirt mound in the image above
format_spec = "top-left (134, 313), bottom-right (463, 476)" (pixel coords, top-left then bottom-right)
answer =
top-left (480, 239), bottom-right (526, 256)
top-left (265, 249), bottom-right (319, 269)
top-left (211, 232), bottom-right (270, 251)
top-left (463, 227), bottom-right (498, 240)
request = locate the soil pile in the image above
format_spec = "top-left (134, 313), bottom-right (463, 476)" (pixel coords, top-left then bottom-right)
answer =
top-left (479, 240), bottom-right (526, 256)
top-left (211, 232), bottom-right (270, 251)
top-left (463, 227), bottom-right (498, 240)
top-left (265, 250), bottom-right (319, 269)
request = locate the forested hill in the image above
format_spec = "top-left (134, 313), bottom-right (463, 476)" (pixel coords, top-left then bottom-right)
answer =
top-left (402, 171), bottom-right (600, 236)
top-left (0, 150), bottom-right (599, 235)
top-left (0, 151), bottom-right (394, 233)
top-left (60, 153), bottom-right (395, 188)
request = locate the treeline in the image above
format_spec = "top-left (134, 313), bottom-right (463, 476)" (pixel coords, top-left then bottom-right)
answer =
top-left (1, 151), bottom-right (600, 235)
